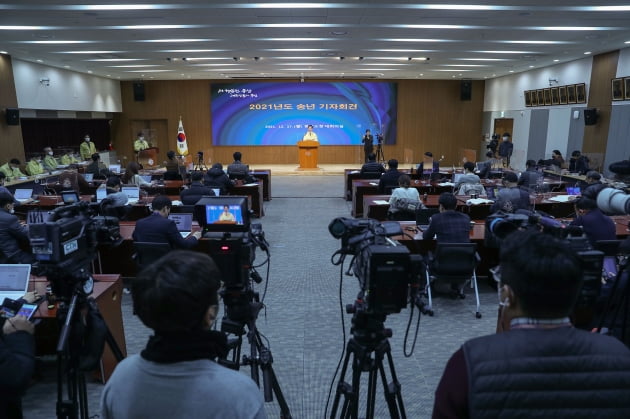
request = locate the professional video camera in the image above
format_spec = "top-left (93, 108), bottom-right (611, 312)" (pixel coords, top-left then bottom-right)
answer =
top-left (597, 187), bottom-right (630, 215)
top-left (28, 202), bottom-right (121, 298)
top-left (329, 217), bottom-right (423, 315)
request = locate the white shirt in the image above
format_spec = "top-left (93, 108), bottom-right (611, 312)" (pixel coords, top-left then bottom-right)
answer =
top-left (303, 131), bottom-right (318, 141)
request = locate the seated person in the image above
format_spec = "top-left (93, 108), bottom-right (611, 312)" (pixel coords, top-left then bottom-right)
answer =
top-left (100, 251), bottom-right (265, 418)
top-left (417, 151), bottom-right (439, 174)
top-left (422, 192), bottom-right (471, 243)
top-left (0, 172), bottom-right (11, 195)
top-left (122, 161), bottom-right (151, 187)
top-left (25, 156), bottom-right (44, 176)
top-left (0, 159), bottom-right (26, 181)
top-left (360, 153), bottom-right (385, 176)
top-left (433, 229), bottom-right (630, 418)
top-left (0, 192), bottom-right (35, 264)
top-left (163, 150), bottom-right (182, 180)
top-left (517, 159), bottom-right (543, 192)
top-left (377, 159), bottom-right (402, 193)
top-left (490, 172), bottom-right (531, 214)
top-left (0, 312), bottom-right (36, 419)
top-left (455, 162), bottom-right (485, 196)
top-left (570, 196), bottom-right (616, 246)
top-left (388, 174), bottom-right (423, 220)
top-left (569, 150), bottom-right (590, 175)
top-left (204, 163), bottom-right (233, 195)
top-left (540, 150), bottom-right (565, 171)
top-left (476, 151), bottom-right (495, 179)
top-left (42, 147), bottom-right (58, 171)
top-left (86, 153), bottom-right (110, 179)
top-left (132, 195), bottom-right (201, 249)
top-left (227, 152), bottom-right (255, 182)
top-left (180, 171), bottom-right (215, 205)
top-left (582, 171), bottom-right (606, 200)
top-left (104, 176), bottom-right (129, 206)
top-left (60, 153), bottom-right (79, 166)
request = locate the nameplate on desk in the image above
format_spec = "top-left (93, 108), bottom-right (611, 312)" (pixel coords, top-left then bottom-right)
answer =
top-left (242, 183), bottom-right (259, 186)
top-left (369, 182), bottom-right (378, 186)
top-left (373, 200), bottom-right (389, 205)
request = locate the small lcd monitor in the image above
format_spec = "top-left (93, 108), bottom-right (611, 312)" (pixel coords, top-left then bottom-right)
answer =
top-left (83, 173), bottom-right (94, 182)
top-left (452, 173), bottom-right (464, 184)
top-left (140, 175), bottom-right (152, 183)
top-left (194, 196), bottom-right (250, 232)
top-left (61, 190), bottom-right (80, 205)
top-left (109, 164), bottom-right (121, 174)
top-left (566, 186), bottom-right (581, 196)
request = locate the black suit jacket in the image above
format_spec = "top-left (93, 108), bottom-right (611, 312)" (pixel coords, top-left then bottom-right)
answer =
top-left (417, 161), bottom-right (440, 173)
top-left (423, 210), bottom-right (471, 244)
top-left (0, 209), bottom-right (33, 263)
top-left (132, 213), bottom-right (197, 249)
top-left (378, 169), bottom-right (403, 193)
top-left (180, 182), bottom-right (215, 205)
top-left (360, 161), bottom-right (385, 175)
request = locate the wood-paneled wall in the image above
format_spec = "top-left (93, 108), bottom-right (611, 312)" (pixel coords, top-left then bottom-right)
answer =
top-left (0, 54), bottom-right (25, 165)
top-left (583, 50), bottom-right (619, 154)
top-left (113, 79), bottom-right (485, 166)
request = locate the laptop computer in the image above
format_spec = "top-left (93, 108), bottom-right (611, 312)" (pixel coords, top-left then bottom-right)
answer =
top-left (96, 186), bottom-right (108, 203)
top-left (566, 186), bottom-right (581, 195)
top-left (169, 213), bottom-right (193, 238)
top-left (109, 164), bottom-right (121, 174)
top-left (61, 190), bottom-right (80, 204)
top-left (13, 188), bottom-right (33, 204)
top-left (0, 264), bottom-right (32, 303)
top-left (140, 175), bottom-right (152, 184)
top-left (83, 173), bottom-right (94, 182)
top-left (121, 186), bottom-right (140, 204)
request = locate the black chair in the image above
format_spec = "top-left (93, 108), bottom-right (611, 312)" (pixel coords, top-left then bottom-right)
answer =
top-left (387, 209), bottom-right (416, 221)
top-left (384, 185), bottom-right (397, 195)
top-left (416, 208), bottom-right (439, 226)
top-left (133, 242), bottom-right (171, 272)
top-left (425, 243), bottom-right (481, 318)
top-left (171, 204), bottom-right (197, 221)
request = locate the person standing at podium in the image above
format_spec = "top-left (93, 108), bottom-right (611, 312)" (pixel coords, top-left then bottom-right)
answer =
top-left (361, 129), bottom-right (374, 163)
top-left (134, 132), bottom-right (149, 153)
top-left (302, 124), bottom-right (318, 141)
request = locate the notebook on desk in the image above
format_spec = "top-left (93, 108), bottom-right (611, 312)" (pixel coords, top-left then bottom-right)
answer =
top-left (121, 186), bottom-right (140, 204)
top-left (169, 213), bottom-right (193, 238)
top-left (13, 188), bottom-right (33, 204)
top-left (0, 264), bottom-right (31, 303)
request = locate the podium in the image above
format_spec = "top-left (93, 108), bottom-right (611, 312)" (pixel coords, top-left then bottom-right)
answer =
top-left (297, 140), bottom-right (319, 169)
top-left (138, 147), bottom-right (159, 168)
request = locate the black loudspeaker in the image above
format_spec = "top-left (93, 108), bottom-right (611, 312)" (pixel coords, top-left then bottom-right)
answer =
top-left (460, 80), bottom-right (472, 101)
top-left (133, 82), bottom-right (145, 101)
top-left (5, 108), bottom-right (19, 125)
top-left (584, 108), bottom-right (598, 125)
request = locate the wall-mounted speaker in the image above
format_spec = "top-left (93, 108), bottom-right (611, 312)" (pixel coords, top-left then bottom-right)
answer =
top-left (584, 108), bottom-right (598, 125)
top-left (133, 82), bottom-right (145, 101)
top-left (5, 108), bottom-right (19, 125)
top-left (460, 80), bottom-right (472, 101)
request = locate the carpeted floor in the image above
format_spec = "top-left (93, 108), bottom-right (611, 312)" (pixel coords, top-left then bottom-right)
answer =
top-left (22, 175), bottom-right (498, 419)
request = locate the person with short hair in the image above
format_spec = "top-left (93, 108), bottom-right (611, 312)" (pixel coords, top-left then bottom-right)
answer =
top-left (569, 196), bottom-right (616, 245)
top-left (361, 129), bottom-right (374, 163)
top-left (377, 159), bottom-right (402, 193)
top-left (100, 251), bottom-right (266, 419)
top-left (42, 147), bottom-right (58, 171)
top-left (25, 155), bottom-right (44, 176)
top-left (0, 172), bottom-right (10, 195)
top-left (498, 133), bottom-right (513, 168)
top-left (302, 124), bottom-right (318, 141)
top-left (132, 195), bottom-right (201, 248)
top-left (517, 159), bottom-right (543, 192)
top-left (104, 176), bottom-right (129, 206)
top-left (422, 192), bottom-right (471, 243)
top-left (180, 171), bottom-right (215, 205)
top-left (163, 150), bottom-right (182, 180)
top-left (79, 134), bottom-right (96, 160)
top-left (204, 163), bottom-right (233, 195)
top-left (0, 192), bottom-right (34, 264)
top-left (569, 150), bottom-right (590, 175)
top-left (227, 151), bottom-right (254, 181)
top-left (417, 151), bottom-right (439, 173)
top-left (0, 159), bottom-right (26, 181)
top-left (219, 204), bottom-right (236, 222)
top-left (60, 152), bottom-right (79, 166)
top-left (360, 153), bottom-right (385, 175)
top-left (86, 153), bottom-right (110, 179)
top-left (476, 151), bottom-right (495, 179)
top-left (455, 162), bottom-right (484, 195)
top-left (133, 132), bottom-right (149, 152)
top-left (490, 172), bottom-right (531, 213)
top-left (433, 229), bottom-right (630, 418)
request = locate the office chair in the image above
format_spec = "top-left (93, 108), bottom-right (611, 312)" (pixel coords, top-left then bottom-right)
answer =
top-left (133, 242), bottom-right (172, 272)
top-left (359, 171), bottom-right (383, 180)
top-left (424, 242), bottom-right (481, 318)
top-left (416, 208), bottom-right (439, 226)
top-left (384, 185), bottom-right (397, 195)
top-left (171, 204), bottom-right (198, 221)
top-left (163, 171), bottom-right (182, 180)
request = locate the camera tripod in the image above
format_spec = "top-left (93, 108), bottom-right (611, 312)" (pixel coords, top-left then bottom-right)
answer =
top-left (193, 152), bottom-right (207, 171)
top-left (596, 255), bottom-right (630, 346)
top-left (219, 288), bottom-right (292, 419)
top-left (375, 142), bottom-right (385, 164)
top-left (54, 277), bottom-right (125, 419)
top-left (330, 312), bottom-right (406, 419)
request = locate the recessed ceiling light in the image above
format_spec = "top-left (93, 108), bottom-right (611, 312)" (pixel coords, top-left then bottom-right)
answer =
top-left (529, 65), bottom-right (534, 68)
top-left (36, 59), bottom-right (43, 62)
top-left (0, 51), bottom-right (7, 54)
top-left (330, 31), bottom-right (348, 35)
top-left (553, 59), bottom-right (560, 62)
top-left (584, 51), bottom-right (592, 54)
top-left (64, 65), bottom-right (70, 68)
top-left (509, 70), bottom-right (514, 73)
top-left (87, 70), bottom-right (92, 73)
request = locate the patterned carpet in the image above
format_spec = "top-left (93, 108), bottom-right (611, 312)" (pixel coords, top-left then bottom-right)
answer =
top-left (21, 175), bottom-right (498, 419)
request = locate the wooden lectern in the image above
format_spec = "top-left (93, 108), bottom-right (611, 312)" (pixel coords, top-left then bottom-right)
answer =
top-left (297, 140), bottom-right (319, 169)
top-left (138, 147), bottom-right (159, 168)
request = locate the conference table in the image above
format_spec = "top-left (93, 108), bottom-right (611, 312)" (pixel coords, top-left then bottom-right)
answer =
top-left (28, 274), bottom-right (126, 383)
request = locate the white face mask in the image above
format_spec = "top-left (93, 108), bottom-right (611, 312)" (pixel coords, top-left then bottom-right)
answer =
top-left (139, 137), bottom-right (144, 141)
top-left (48, 151), bottom-right (53, 156)
top-left (8, 207), bottom-right (14, 214)
top-left (502, 136), bottom-right (509, 141)
top-left (85, 138), bottom-right (90, 142)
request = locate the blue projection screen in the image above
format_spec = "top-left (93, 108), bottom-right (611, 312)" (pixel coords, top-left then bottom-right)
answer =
top-left (211, 81), bottom-right (397, 146)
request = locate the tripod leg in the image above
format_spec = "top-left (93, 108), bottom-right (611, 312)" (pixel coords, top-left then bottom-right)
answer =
top-left (330, 345), bottom-right (353, 418)
top-left (381, 341), bottom-right (406, 419)
top-left (366, 361), bottom-right (378, 419)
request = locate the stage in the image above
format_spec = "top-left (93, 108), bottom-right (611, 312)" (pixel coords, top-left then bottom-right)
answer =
top-left (248, 164), bottom-right (353, 176)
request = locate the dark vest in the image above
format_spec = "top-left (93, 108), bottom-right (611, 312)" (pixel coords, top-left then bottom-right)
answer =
top-left (463, 327), bottom-right (630, 419)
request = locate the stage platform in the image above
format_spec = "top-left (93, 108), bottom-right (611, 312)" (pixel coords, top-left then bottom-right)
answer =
top-left (249, 164), bottom-right (352, 175)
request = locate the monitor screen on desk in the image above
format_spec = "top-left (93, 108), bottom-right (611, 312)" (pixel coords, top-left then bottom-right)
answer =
top-left (61, 191), bottom-right (80, 205)
top-left (453, 173), bottom-right (464, 184)
top-left (195, 196), bottom-right (250, 232)
top-left (109, 164), bottom-right (121, 174)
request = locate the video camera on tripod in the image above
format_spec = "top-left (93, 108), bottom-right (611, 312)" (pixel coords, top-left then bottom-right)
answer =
top-left (329, 217), bottom-right (423, 315)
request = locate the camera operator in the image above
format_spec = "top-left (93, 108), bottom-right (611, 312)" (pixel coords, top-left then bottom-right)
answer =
top-left (0, 192), bottom-right (35, 264)
top-left (100, 251), bottom-right (266, 418)
top-left (433, 229), bottom-right (630, 418)
top-left (1, 314), bottom-right (35, 419)
top-left (569, 196), bottom-right (616, 246)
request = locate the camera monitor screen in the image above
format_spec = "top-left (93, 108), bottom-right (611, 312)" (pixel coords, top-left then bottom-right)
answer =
top-left (61, 191), bottom-right (80, 205)
top-left (195, 196), bottom-right (250, 232)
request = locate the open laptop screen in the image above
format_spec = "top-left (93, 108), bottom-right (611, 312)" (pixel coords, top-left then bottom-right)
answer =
top-left (0, 264), bottom-right (32, 302)
top-left (452, 173), bottom-right (464, 184)
top-left (169, 213), bottom-right (193, 232)
top-left (121, 186), bottom-right (140, 201)
top-left (109, 164), bottom-right (121, 173)
top-left (61, 191), bottom-right (80, 204)
top-left (14, 189), bottom-right (33, 200)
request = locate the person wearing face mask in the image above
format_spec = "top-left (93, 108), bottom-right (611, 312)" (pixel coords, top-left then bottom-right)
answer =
top-left (42, 147), bottom-right (58, 171)
top-left (133, 132), bottom-right (149, 153)
top-left (0, 192), bottom-right (34, 264)
top-left (0, 159), bottom-right (26, 181)
top-left (80, 134), bottom-right (97, 160)
top-left (60, 152), bottom-right (79, 166)
top-left (497, 132), bottom-right (513, 168)
top-left (25, 155), bottom-right (44, 176)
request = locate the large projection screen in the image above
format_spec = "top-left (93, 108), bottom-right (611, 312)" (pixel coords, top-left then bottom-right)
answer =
top-left (211, 81), bottom-right (397, 146)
